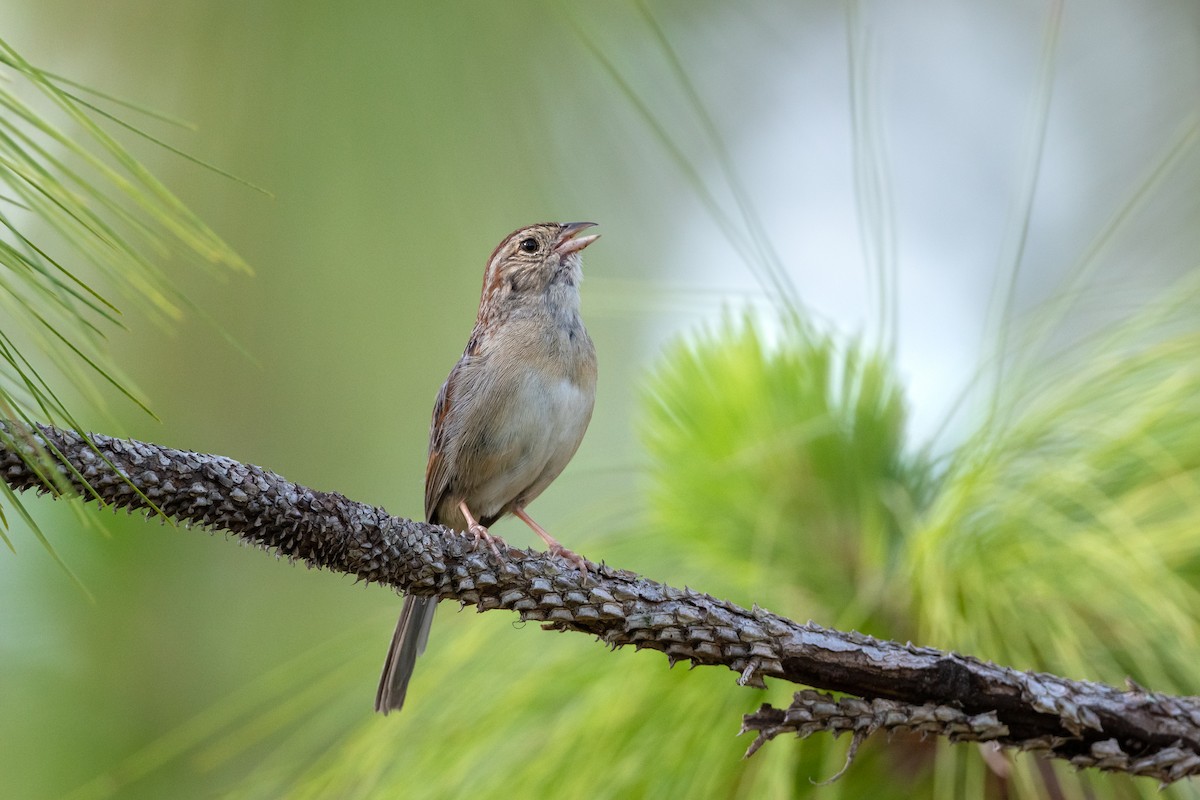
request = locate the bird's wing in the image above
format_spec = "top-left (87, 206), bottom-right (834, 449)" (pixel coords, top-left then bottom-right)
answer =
top-left (426, 320), bottom-right (491, 525)
top-left (423, 362), bottom-right (459, 524)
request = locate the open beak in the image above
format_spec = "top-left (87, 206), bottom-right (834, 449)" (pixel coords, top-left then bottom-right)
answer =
top-left (554, 221), bottom-right (599, 256)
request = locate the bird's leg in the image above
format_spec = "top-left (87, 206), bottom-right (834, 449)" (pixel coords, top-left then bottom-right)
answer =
top-left (513, 507), bottom-right (588, 575)
top-left (459, 501), bottom-right (505, 560)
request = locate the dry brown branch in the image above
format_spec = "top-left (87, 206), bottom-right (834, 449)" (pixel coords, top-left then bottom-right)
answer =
top-left (3, 420), bottom-right (1199, 785)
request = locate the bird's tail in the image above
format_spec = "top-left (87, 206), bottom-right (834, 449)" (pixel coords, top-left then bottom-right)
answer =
top-left (375, 595), bottom-right (437, 713)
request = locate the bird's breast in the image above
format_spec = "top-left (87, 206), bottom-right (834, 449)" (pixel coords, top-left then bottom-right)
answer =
top-left (455, 339), bottom-right (595, 518)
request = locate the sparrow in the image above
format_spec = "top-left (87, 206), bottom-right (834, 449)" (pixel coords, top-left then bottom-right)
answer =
top-left (375, 221), bottom-right (599, 713)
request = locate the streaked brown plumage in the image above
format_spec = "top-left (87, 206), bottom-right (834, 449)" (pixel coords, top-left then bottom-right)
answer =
top-left (375, 222), bottom-right (599, 714)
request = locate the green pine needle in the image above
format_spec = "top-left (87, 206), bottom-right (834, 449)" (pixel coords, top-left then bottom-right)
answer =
top-left (0, 38), bottom-right (248, 566)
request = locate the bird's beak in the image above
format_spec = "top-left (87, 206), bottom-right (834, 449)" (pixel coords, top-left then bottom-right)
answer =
top-left (554, 222), bottom-right (600, 256)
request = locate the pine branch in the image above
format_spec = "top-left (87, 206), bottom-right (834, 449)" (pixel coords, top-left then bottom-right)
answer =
top-left (2, 420), bottom-right (1199, 784)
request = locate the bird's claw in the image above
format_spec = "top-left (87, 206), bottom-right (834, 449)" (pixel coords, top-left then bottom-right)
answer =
top-left (468, 522), bottom-right (506, 560)
top-left (548, 543), bottom-right (589, 577)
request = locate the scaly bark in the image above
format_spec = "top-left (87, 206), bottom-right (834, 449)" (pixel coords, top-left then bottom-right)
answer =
top-left (3, 421), bottom-right (1199, 784)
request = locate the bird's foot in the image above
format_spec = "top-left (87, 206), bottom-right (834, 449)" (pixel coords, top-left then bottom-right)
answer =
top-left (547, 543), bottom-right (589, 576)
top-left (512, 507), bottom-right (589, 578)
top-left (468, 522), bottom-right (506, 560)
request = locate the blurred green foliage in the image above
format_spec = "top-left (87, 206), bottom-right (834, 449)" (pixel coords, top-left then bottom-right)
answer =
top-left (638, 280), bottom-right (1200, 799)
top-left (0, 36), bottom-right (247, 567)
top-left (643, 315), bottom-right (928, 631)
top-left (913, 304), bottom-right (1200, 690)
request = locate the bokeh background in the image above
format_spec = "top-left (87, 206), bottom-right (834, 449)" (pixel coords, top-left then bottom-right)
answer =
top-left (2, 1), bottom-right (1199, 798)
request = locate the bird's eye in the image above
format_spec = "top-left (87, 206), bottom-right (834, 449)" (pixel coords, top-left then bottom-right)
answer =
top-left (519, 237), bottom-right (539, 254)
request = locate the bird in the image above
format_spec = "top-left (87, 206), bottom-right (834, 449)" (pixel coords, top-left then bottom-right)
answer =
top-left (375, 221), bottom-right (600, 714)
